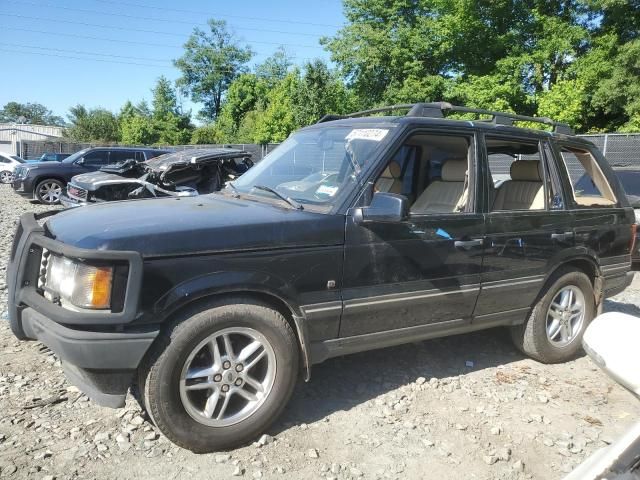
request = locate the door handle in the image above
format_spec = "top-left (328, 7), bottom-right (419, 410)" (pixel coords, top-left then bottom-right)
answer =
top-left (551, 232), bottom-right (574, 241)
top-left (454, 238), bottom-right (483, 249)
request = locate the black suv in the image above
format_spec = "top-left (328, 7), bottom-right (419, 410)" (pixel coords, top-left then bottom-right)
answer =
top-left (7, 103), bottom-right (635, 453)
top-left (11, 147), bottom-right (169, 204)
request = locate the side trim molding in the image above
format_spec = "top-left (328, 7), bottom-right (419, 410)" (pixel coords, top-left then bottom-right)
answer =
top-left (309, 315), bottom-right (517, 364)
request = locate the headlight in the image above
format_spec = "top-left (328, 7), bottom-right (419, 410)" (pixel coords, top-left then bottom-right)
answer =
top-left (45, 254), bottom-right (113, 310)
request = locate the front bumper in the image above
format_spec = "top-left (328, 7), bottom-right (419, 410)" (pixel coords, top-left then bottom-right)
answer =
top-left (59, 194), bottom-right (86, 208)
top-left (11, 179), bottom-right (32, 197)
top-left (7, 212), bottom-right (156, 407)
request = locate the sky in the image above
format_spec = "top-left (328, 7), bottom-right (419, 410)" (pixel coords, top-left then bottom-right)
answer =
top-left (0, 0), bottom-right (346, 122)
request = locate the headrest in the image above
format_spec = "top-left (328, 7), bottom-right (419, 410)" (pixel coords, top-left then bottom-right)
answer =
top-left (510, 160), bottom-right (542, 181)
top-left (441, 159), bottom-right (467, 182)
top-left (381, 161), bottom-right (402, 179)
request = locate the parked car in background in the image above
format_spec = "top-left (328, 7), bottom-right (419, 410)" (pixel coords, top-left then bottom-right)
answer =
top-left (0, 152), bottom-right (25, 183)
top-left (60, 148), bottom-right (253, 207)
top-left (7, 102), bottom-right (635, 452)
top-left (576, 165), bottom-right (640, 268)
top-left (565, 312), bottom-right (640, 480)
top-left (27, 153), bottom-right (72, 162)
top-left (11, 147), bottom-right (170, 204)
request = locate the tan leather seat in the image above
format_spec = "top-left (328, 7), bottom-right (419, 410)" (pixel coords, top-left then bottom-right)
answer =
top-left (411, 159), bottom-right (467, 214)
top-left (375, 161), bottom-right (403, 194)
top-left (492, 160), bottom-right (544, 211)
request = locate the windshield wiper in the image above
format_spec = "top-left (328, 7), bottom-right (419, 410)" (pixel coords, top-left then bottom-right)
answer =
top-left (226, 181), bottom-right (240, 198)
top-left (253, 185), bottom-right (303, 210)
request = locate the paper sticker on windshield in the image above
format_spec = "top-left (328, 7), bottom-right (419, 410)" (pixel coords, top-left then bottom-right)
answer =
top-left (345, 128), bottom-right (389, 142)
top-left (316, 185), bottom-right (339, 197)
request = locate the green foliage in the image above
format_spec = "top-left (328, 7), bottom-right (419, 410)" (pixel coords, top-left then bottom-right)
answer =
top-left (0, 102), bottom-right (64, 125)
top-left (120, 115), bottom-right (155, 145)
top-left (253, 72), bottom-right (300, 144)
top-left (214, 74), bottom-right (269, 142)
top-left (65, 105), bottom-right (120, 142)
top-left (191, 124), bottom-right (219, 144)
top-left (255, 47), bottom-right (294, 86)
top-left (293, 60), bottom-right (357, 126)
top-left (174, 19), bottom-right (253, 122)
top-left (321, 0), bottom-right (639, 132)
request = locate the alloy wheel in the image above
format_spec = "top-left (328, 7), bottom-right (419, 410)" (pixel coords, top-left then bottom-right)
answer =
top-left (38, 182), bottom-right (62, 203)
top-left (179, 327), bottom-right (276, 427)
top-left (546, 285), bottom-right (585, 347)
top-left (0, 171), bottom-right (13, 183)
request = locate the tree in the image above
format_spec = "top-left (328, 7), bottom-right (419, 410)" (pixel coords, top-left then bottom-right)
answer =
top-left (0, 101), bottom-right (64, 125)
top-left (293, 60), bottom-right (356, 126)
top-left (253, 72), bottom-right (301, 144)
top-left (191, 124), bottom-right (219, 144)
top-left (152, 76), bottom-right (180, 119)
top-left (255, 47), bottom-right (294, 86)
top-left (65, 105), bottom-right (120, 142)
top-left (214, 74), bottom-right (269, 141)
top-left (120, 115), bottom-right (155, 144)
top-left (174, 19), bottom-right (253, 121)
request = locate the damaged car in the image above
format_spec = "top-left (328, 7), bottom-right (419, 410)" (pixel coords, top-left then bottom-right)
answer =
top-left (60, 148), bottom-right (253, 206)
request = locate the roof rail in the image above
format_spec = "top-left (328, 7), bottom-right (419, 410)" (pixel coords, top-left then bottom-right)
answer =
top-left (317, 101), bottom-right (574, 135)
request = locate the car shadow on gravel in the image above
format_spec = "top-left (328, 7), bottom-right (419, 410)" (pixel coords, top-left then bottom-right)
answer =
top-left (271, 327), bottom-right (524, 434)
top-left (604, 299), bottom-right (640, 317)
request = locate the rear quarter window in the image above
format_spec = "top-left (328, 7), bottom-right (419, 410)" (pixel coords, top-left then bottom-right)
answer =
top-left (557, 145), bottom-right (617, 208)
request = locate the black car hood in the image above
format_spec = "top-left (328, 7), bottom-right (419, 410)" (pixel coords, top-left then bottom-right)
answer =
top-left (46, 194), bottom-right (344, 257)
top-left (71, 170), bottom-right (140, 191)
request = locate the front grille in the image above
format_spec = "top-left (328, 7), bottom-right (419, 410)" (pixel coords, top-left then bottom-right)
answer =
top-left (67, 184), bottom-right (88, 200)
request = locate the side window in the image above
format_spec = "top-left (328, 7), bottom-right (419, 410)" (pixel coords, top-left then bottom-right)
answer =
top-left (557, 145), bottom-right (617, 207)
top-left (82, 151), bottom-right (109, 167)
top-left (486, 137), bottom-right (545, 211)
top-left (109, 150), bottom-right (136, 164)
top-left (373, 133), bottom-right (472, 215)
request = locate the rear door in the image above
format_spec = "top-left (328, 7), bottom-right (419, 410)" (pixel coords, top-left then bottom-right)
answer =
top-left (474, 134), bottom-right (574, 325)
top-left (554, 141), bottom-right (633, 295)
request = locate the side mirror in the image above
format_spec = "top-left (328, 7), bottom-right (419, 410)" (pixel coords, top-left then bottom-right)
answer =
top-left (76, 158), bottom-right (85, 165)
top-left (353, 192), bottom-right (409, 224)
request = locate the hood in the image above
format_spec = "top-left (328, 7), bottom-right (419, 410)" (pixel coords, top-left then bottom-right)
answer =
top-left (46, 194), bottom-right (344, 257)
top-left (71, 170), bottom-right (140, 191)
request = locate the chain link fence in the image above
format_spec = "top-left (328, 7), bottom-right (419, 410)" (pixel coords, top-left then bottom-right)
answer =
top-left (19, 141), bottom-right (280, 161)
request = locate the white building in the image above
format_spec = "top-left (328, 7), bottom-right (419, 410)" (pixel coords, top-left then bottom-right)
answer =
top-left (0, 123), bottom-right (64, 156)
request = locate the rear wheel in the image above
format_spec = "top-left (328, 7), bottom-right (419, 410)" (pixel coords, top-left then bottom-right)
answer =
top-left (137, 298), bottom-right (299, 453)
top-left (35, 179), bottom-right (64, 204)
top-left (0, 170), bottom-right (13, 183)
top-left (511, 268), bottom-right (595, 363)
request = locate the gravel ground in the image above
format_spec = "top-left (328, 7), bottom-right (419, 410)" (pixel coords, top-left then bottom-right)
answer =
top-left (1, 183), bottom-right (639, 480)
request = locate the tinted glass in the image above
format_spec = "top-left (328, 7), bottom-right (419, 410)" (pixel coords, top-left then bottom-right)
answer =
top-left (109, 150), bottom-right (136, 163)
top-left (82, 151), bottom-right (109, 166)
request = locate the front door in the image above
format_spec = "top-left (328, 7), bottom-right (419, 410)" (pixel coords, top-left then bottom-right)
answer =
top-left (474, 135), bottom-right (574, 324)
top-left (340, 130), bottom-right (485, 337)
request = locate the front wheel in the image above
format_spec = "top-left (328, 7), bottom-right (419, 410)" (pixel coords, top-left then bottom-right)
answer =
top-left (511, 268), bottom-right (595, 363)
top-left (0, 170), bottom-right (13, 184)
top-left (35, 178), bottom-right (64, 204)
top-left (137, 298), bottom-right (299, 453)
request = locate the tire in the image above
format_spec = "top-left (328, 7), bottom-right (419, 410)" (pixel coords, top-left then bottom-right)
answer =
top-left (137, 297), bottom-right (299, 453)
top-left (35, 178), bottom-right (64, 204)
top-left (510, 267), bottom-right (595, 363)
top-left (0, 170), bottom-right (13, 184)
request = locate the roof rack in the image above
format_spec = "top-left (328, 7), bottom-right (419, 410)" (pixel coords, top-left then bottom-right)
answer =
top-left (317, 101), bottom-right (574, 135)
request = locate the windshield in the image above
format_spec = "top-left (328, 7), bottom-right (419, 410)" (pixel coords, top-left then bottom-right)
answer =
top-left (231, 126), bottom-right (393, 211)
top-left (62, 149), bottom-right (90, 164)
